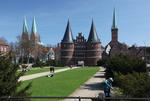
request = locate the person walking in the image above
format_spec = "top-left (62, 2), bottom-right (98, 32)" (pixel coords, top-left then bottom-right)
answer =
top-left (50, 66), bottom-right (52, 73)
top-left (52, 66), bottom-right (55, 73)
top-left (104, 78), bottom-right (113, 98)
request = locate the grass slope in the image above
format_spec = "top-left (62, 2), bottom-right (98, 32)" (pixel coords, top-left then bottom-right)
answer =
top-left (19, 67), bottom-right (99, 98)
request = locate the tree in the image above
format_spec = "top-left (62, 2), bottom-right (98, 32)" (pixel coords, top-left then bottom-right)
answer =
top-left (16, 35), bottom-right (30, 64)
top-left (0, 52), bottom-right (31, 101)
top-left (9, 42), bottom-right (14, 51)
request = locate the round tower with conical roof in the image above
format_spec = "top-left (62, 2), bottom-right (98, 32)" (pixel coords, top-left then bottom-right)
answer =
top-left (86, 20), bottom-right (102, 66)
top-left (61, 19), bottom-right (74, 66)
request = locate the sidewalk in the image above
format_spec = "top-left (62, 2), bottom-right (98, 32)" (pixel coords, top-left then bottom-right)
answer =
top-left (19, 67), bottom-right (78, 81)
top-left (63, 67), bottom-right (105, 101)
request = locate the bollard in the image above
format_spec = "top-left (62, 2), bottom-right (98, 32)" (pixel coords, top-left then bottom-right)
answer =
top-left (79, 96), bottom-right (81, 101)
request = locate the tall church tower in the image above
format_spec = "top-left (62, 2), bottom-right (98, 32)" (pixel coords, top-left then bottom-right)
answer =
top-left (21, 17), bottom-right (29, 55)
top-left (103, 8), bottom-right (128, 57)
top-left (22, 17), bottom-right (29, 42)
top-left (61, 19), bottom-right (74, 66)
top-left (30, 17), bottom-right (38, 46)
top-left (86, 20), bottom-right (101, 66)
top-left (111, 8), bottom-right (118, 42)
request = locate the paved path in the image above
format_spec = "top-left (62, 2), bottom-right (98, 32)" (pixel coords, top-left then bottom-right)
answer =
top-left (63, 67), bottom-right (105, 101)
top-left (19, 67), bottom-right (78, 81)
top-left (17, 66), bottom-right (50, 71)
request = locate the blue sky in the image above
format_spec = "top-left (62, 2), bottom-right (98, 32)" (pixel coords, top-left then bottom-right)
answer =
top-left (0, 0), bottom-right (150, 46)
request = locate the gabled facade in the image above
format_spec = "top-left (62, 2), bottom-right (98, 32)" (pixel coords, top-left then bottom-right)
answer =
top-left (60, 19), bottom-right (102, 66)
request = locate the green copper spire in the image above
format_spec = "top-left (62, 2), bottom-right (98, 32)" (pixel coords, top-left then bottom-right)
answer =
top-left (23, 17), bottom-right (28, 33)
top-left (111, 8), bottom-right (118, 30)
top-left (31, 17), bottom-right (37, 35)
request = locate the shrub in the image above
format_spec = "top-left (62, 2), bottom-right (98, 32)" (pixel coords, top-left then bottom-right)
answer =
top-left (105, 54), bottom-right (147, 78)
top-left (114, 72), bottom-right (150, 97)
top-left (97, 58), bottom-right (108, 67)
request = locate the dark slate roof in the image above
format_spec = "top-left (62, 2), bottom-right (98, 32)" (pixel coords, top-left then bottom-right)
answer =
top-left (87, 20), bottom-right (100, 43)
top-left (62, 19), bottom-right (74, 43)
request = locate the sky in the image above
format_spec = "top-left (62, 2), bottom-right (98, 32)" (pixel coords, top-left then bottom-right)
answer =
top-left (0, 0), bottom-right (150, 47)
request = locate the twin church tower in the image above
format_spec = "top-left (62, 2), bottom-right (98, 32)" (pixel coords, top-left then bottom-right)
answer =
top-left (61, 9), bottom-right (118, 66)
top-left (22, 17), bottom-right (41, 46)
top-left (21, 17), bottom-right (44, 59)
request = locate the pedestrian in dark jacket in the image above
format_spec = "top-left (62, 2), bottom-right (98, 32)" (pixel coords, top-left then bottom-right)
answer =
top-left (50, 66), bottom-right (55, 73)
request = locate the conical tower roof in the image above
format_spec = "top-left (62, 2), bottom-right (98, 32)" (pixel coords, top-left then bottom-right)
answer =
top-left (23, 17), bottom-right (28, 33)
top-left (87, 20), bottom-right (100, 43)
top-left (111, 8), bottom-right (118, 30)
top-left (62, 19), bottom-right (74, 43)
top-left (31, 17), bottom-right (37, 35)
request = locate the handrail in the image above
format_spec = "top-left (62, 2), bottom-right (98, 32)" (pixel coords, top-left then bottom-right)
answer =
top-left (0, 96), bottom-right (150, 100)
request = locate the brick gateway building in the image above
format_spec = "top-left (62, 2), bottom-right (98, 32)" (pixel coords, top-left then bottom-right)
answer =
top-left (60, 20), bottom-right (102, 66)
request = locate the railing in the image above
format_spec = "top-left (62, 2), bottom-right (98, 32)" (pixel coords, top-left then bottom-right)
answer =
top-left (0, 96), bottom-right (150, 101)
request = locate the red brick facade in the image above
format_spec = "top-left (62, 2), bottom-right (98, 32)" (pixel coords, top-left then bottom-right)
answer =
top-left (0, 40), bottom-right (9, 54)
top-left (61, 33), bottom-right (102, 66)
top-left (86, 42), bottom-right (101, 66)
top-left (111, 29), bottom-right (118, 42)
top-left (61, 43), bottom-right (74, 66)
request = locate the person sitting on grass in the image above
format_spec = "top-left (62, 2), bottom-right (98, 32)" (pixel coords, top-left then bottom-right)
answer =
top-left (103, 78), bottom-right (113, 97)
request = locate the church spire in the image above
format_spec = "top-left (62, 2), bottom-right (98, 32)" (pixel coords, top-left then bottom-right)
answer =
top-left (23, 17), bottom-right (28, 33)
top-left (62, 19), bottom-right (74, 43)
top-left (31, 17), bottom-right (37, 35)
top-left (38, 35), bottom-right (41, 42)
top-left (111, 8), bottom-right (118, 30)
top-left (87, 19), bottom-right (100, 43)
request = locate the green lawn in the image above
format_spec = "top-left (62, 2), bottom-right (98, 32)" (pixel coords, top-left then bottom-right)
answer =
top-left (18, 67), bottom-right (66, 76)
top-left (19, 67), bottom-right (99, 100)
